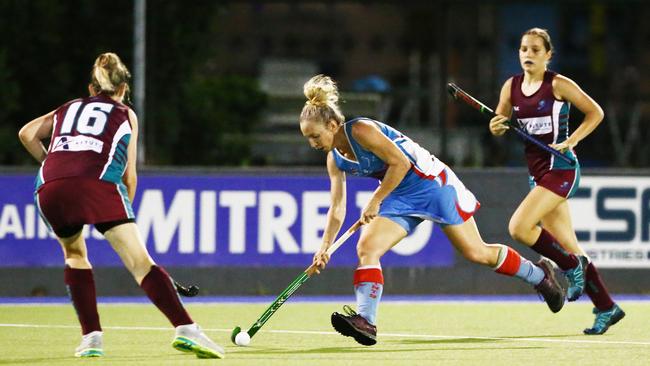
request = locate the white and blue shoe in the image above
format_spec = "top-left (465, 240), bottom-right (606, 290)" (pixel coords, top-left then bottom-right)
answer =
top-left (172, 323), bottom-right (225, 359)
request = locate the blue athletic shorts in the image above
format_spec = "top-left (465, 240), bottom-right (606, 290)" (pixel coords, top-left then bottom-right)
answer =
top-left (379, 167), bottom-right (480, 234)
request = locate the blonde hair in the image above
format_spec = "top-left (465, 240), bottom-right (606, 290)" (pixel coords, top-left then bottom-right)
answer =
top-left (522, 27), bottom-right (554, 54)
top-left (90, 52), bottom-right (131, 96)
top-left (300, 74), bottom-right (345, 125)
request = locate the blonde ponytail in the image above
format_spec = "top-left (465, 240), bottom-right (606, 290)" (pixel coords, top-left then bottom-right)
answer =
top-left (90, 52), bottom-right (131, 96)
top-left (300, 74), bottom-right (345, 125)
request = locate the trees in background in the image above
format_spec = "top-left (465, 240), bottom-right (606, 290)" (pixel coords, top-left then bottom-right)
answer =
top-left (0, 0), bottom-right (265, 166)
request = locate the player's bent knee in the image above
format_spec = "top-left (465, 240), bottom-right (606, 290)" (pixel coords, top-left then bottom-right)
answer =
top-left (357, 244), bottom-right (382, 262)
top-left (508, 221), bottom-right (526, 243)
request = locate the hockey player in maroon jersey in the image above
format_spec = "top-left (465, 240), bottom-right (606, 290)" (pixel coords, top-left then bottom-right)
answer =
top-left (18, 52), bottom-right (224, 358)
top-left (490, 28), bottom-right (624, 335)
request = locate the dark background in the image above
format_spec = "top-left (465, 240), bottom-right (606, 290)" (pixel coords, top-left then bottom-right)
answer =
top-left (2, 1), bottom-right (649, 168)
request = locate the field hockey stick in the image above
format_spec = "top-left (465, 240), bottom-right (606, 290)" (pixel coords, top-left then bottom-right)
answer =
top-left (447, 82), bottom-right (576, 166)
top-left (231, 220), bottom-right (363, 344)
top-left (173, 280), bottom-right (199, 297)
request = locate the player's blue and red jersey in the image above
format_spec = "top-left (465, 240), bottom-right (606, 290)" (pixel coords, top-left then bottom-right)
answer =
top-left (332, 118), bottom-right (479, 231)
top-left (37, 94), bottom-right (132, 187)
top-left (510, 70), bottom-right (578, 179)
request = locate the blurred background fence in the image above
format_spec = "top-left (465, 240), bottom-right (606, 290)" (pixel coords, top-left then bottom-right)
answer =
top-left (2, 1), bottom-right (650, 168)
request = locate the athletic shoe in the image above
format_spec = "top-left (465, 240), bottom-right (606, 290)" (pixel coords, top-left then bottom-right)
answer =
top-left (584, 304), bottom-right (626, 335)
top-left (172, 323), bottom-right (225, 359)
top-left (74, 330), bottom-right (104, 358)
top-left (331, 305), bottom-right (377, 346)
top-left (534, 258), bottom-right (566, 313)
top-left (564, 255), bottom-right (589, 301)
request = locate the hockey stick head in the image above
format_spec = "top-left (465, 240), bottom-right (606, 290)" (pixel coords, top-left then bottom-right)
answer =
top-left (447, 82), bottom-right (461, 99)
top-left (230, 326), bottom-right (242, 344)
top-left (174, 281), bottom-right (199, 297)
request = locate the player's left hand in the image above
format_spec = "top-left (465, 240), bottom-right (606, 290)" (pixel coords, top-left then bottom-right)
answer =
top-left (312, 246), bottom-right (331, 275)
top-left (549, 140), bottom-right (576, 153)
top-left (360, 199), bottom-right (380, 224)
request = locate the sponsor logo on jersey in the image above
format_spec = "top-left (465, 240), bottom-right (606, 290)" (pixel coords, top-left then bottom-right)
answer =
top-left (517, 116), bottom-right (552, 135)
top-left (52, 135), bottom-right (104, 153)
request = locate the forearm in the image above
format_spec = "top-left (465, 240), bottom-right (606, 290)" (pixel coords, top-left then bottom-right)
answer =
top-left (321, 207), bottom-right (345, 247)
top-left (371, 163), bottom-right (409, 204)
top-left (18, 126), bottom-right (48, 163)
top-left (123, 175), bottom-right (137, 202)
top-left (22, 141), bottom-right (47, 163)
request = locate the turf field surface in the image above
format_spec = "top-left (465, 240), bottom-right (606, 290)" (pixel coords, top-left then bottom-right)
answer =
top-left (1, 300), bottom-right (649, 365)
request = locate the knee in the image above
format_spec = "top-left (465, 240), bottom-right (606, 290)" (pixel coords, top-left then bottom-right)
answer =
top-left (508, 218), bottom-right (527, 242)
top-left (357, 240), bottom-right (381, 264)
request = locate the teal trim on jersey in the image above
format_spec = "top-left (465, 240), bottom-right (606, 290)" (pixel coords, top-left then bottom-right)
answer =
top-left (117, 182), bottom-right (135, 218)
top-left (567, 164), bottom-right (581, 199)
top-left (552, 102), bottom-right (575, 169)
top-left (552, 149), bottom-right (579, 170)
top-left (556, 102), bottom-right (570, 143)
top-left (34, 167), bottom-right (44, 191)
top-left (100, 134), bottom-right (131, 184)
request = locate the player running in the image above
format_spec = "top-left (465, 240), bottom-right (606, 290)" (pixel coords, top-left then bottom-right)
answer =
top-left (300, 74), bottom-right (566, 346)
top-left (489, 27), bottom-right (624, 335)
top-left (18, 52), bottom-right (224, 358)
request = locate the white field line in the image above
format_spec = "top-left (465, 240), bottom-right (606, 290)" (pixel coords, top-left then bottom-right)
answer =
top-left (1, 323), bottom-right (649, 346)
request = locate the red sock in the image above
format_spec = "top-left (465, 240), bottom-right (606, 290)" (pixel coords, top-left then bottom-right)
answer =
top-left (353, 267), bottom-right (384, 286)
top-left (531, 229), bottom-right (578, 270)
top-left (64, 266), bottom-right (101, 335)
top-left (140, 265), bottom-right (193, 327)
top-left (585, 262), bottom-right (615, 311)
top-left (494, 246), bottom-right (521, 276)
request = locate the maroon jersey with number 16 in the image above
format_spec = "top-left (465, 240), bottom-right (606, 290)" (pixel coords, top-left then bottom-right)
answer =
top-left (38, 94), bottom-right (132, 186)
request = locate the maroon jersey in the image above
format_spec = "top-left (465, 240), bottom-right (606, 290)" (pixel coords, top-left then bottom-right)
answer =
top-left (38, 95), bottom-right (133, 186)
top-left (510, 70), bottom-right (577, 179)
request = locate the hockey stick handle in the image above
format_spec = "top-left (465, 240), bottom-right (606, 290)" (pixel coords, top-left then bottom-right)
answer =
top-left (305, 220), bottom-right (363, 276)
top-left (244, 220), bottom-right (363, 338)
top-left (447, 83), bottom-right (576, 166)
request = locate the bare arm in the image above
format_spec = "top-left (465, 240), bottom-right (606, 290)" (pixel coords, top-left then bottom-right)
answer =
top-left (489, 78), bottom-right (513, 136)
top-left (18, 111), bottom-right (55, 163)
top-left (352, 121), bottom-right (410, 224)
top-left (123, 109), bottom-right (139, 202)
top-left (321, 151), bottom-right (346, 246)
top-left (550, 74), bottom-right (604, 152)
top-left (312, 151), bottom-right (346, 273)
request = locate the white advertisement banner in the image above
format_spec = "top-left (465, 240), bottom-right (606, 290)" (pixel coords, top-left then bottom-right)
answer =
top-left (570, 176), bottom-right (650, 268)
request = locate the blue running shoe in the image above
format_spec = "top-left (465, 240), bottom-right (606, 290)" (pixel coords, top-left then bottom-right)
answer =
top-left (583, 304), bottom-right (625, 335)
top-left (564, 255), bottom-right (589, 301)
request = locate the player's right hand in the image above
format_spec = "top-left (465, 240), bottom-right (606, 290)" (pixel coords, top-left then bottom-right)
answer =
top-left (312, 247), bottom-right (331, 275)
top-left (489, 115), bottom-right (510, 136)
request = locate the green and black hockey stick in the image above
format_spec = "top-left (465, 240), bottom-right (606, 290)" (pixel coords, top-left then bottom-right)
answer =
top-left (231, 220), bottom-right (363, 344)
